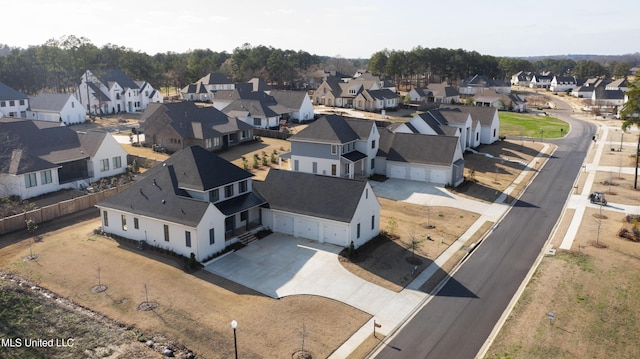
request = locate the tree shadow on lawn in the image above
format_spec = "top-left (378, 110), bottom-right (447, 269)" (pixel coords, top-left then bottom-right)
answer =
top-left (474, 140), bottom-right (550, 161)
top-left (339, 234), bottom-right (479, 298)
top-left (339, 234), bottom-right (432, 292)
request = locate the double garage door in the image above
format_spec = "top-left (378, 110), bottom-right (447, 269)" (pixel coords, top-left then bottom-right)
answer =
top-left (388, 164), bottom-right (448, 184)
top-left (273, 213), bottom-right (347, 245)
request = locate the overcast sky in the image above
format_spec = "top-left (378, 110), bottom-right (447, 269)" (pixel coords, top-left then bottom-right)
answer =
top-left (5, 0), bottom-right (639, 58)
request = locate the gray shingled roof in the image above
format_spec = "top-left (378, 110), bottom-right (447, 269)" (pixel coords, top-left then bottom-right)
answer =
top-left (289, 115), bottom-right (361, 144)
top-left (28, 93), bottom-right (74, 112)
top-left (383, 132), bottom-right (459, 166)
top-left (253, 169), bottom-right (367, 223)
top-left (222, 98), bottom-right (290, 119)
top-left (97, 146), bottom-right (260, 227)
top-left (0, 119), bottom-right (98, 174)
top-left (100, 69), bottom-right (140, 90)
top-left (270, 90), bottom-right (307, 110)
top-left (197, 73), bottom-right (233, 85)
top-left (140, 102), bottom-right (253, 139)
top-left (439, 104), bottom-right (498, 127)
top-left (427, 83), bottom-right (459, 98)
top-left (87, 82), bottom-right (111, 101)
top-left (0, 82), bottom-right (28, 101)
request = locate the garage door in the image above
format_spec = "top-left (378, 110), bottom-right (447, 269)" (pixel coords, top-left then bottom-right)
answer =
top-left (274, 214), bottom-right (294, 236)
top-left (430, 169), bottom-right (448, 184)
top-left (409, 167), bottom-right (427, 181)
top-left (323, 224), bottom-right (347, 246)
top-left (297, 218), bottom-right (320, 241)
top-left (389, 165), bottom-right (407, 179)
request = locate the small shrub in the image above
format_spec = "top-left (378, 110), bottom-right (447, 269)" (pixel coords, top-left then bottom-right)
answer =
top-left (348, 240), bottom-right (356, 258)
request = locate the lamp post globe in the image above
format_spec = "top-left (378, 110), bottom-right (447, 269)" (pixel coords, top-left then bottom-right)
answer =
top-left (231, 320), bottom-right (238, 359)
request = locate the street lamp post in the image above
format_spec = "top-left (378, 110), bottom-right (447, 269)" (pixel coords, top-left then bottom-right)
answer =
top-left (231, 320), bottom-right (238, 359)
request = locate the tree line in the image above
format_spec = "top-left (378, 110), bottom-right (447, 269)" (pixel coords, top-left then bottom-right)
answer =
top-left (367, 47), bottom-right (637, 89)
top-left (0, 35), bottom-right (637, 96)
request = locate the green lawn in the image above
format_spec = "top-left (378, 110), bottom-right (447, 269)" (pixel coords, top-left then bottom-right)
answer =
top-left (499, 112), bottom-right (569, 139)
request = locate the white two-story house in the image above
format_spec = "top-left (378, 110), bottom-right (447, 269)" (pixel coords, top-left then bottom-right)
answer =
top-left (96, 146), bottom-right (381, 260)
top-left (282, 115), bottom-right (380, 179)
top-left (0, 82), bottom-right (29, 118)
top-left (76, 69), bottom-right (163, 115)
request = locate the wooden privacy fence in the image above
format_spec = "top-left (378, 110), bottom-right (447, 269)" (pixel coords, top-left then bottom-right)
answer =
top-left (0, 184), bottom-right (132, 235)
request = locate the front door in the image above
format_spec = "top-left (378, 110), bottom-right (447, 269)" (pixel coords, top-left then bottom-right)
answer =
top-left (225, 216), bottom-right (235, 236)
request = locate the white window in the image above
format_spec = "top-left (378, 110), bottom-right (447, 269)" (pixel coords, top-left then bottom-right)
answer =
top-left (113, 156), bottom-right (122, 169)
top-left (205, 138), bottom-right (212, 148)
top-left (25, 173), bottom-right (37, 188)
top-left (100, 159), bottom-right (109, 171)
top-left (214, 137), bottom-right (220, 147)
top-left (331, 145), bottom-right (337, 155)
top-left (40, 170), bottom-right (52, 184)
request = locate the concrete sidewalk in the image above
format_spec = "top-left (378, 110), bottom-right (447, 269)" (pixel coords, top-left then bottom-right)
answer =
top-left (559, 125), bottom-right (640, 250)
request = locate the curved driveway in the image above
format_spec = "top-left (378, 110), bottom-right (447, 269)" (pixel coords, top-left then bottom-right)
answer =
top-left (205, 234), bottom-right (399, 315)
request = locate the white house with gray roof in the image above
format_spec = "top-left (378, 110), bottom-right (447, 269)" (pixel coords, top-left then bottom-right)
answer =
top-left (254, 169), bottom-right (380, 248)
top-left (76, 69), bottom-right (163, 115)
top-left (0, 118), bottom-right (127, 199)
top-left (26, 93), bottom-right (85, 125)
top-left (0, 82), bottom-right (29, 118)
top-left (376, 129), bottom-right (465, 187)
top-left (96, 146), bottom-right (269, 261)
top-left (180, 73), bottom-right (235, 101)
top-left (96, 146), bottom-right (380, 261)
top-left (401, 109), bottom-right (477, 150)
top-left (440, 105), bottom-right (500, 145)
top-left (282, 115), bottom-right (380, 179)
top-left (270, 90), bottom-right (314, 122)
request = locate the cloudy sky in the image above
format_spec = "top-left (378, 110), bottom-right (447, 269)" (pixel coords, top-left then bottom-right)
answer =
top-left (5, 0), bottom-right (639, 58)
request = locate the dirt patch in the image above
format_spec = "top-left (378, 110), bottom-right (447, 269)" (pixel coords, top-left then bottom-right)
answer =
top-left (453, 140), bottom-right (546, 203)
top-left (0, 218), bottom-right (369, 359)
top-left (590, 171), bottom-right (640, 205)
top-left (338, 198), bottom-right (480, 292)
top-left (486, 207), bottom-right (640, 359)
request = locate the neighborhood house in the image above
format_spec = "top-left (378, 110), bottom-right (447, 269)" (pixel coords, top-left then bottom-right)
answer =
top-left (0, 118), bottom-right (127, 199)
top-left (95, 146), bottom-right (381, 261)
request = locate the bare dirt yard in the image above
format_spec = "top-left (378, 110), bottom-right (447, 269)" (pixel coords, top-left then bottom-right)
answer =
top-left (0, 215), bottom-right (369, 359)
top-left (1, 114), bottom-right (553, 358)
top-left (485, 207), bottom-right (640, 359)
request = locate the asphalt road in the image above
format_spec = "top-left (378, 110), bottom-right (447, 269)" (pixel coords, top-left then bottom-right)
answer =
top-left (374, 99), bottom-right (597, 359)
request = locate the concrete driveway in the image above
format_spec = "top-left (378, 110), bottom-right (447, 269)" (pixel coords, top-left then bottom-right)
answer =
top-left (204, 233), bottom-right (397, 315)
top-left (370, 178), bottom-right (495, 215)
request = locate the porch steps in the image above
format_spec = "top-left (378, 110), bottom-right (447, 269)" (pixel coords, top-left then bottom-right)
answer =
top-left (237, 231), bottom-right (259, 246)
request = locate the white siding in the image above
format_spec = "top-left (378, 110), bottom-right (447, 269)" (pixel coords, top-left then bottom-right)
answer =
top-left (89, 133), bottom-right (128, 182)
